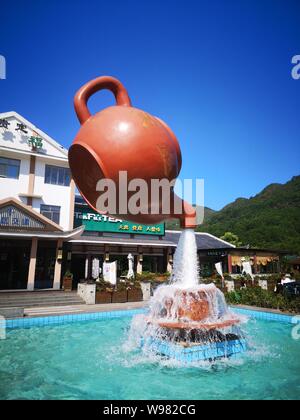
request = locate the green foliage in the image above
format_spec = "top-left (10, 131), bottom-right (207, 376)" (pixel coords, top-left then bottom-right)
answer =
top-left (225, 287), bottom-right (300, 313)
top-left (63, 270), bottom-right (73, 278)
top-left (96, 278), bottom-right (114, 292)
top-left (136, 272), bottom-right (170, 283)
top-left (135, 272), bottom-right (156, 281)
top-left (220, 232), bottom-right (242, 247)
top-left (197, 175), bottom-right (300, 253)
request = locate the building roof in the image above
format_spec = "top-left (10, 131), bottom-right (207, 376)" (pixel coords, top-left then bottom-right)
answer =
top-left (0, 197), bottom-right (85, 240)
top-left (0, 225), bottom-right (84, 240)
top-left (164, 230), bottom-right (236, 250)
top-left (70, 229), bottom-right (236, 250)
top-left (0, 111), bottom-right (68, 160)
top-left (0, 197), bottom-right (63, 232)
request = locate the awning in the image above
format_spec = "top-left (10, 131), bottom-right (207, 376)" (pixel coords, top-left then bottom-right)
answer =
top-left (0, 225), bottom-right (85, 241)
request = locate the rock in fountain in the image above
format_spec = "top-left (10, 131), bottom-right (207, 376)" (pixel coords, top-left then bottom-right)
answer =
top-left (130, 229), bottom-right (247, 363)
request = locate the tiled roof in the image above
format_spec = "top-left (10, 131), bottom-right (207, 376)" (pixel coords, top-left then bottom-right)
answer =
top-left (71, 230), bottom-right (235, 250)
top-left (164, 231), bottom-right (235, 250)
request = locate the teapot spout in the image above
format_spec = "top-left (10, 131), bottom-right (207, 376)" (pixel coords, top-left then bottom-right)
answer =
top-left (171, 193), bottom-right (197, 229)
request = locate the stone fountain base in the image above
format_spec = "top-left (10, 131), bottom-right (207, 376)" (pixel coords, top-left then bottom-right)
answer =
top-left (142, 336), bottom-right (247, 363)
top-left (138, 283), bottom-right (248, 362)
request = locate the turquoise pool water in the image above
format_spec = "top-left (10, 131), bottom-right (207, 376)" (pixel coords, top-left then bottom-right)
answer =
top-left (0, 314), bottom-right (299, 400)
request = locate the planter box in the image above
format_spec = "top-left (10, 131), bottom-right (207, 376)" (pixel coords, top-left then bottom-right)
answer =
top-left (127, 288), bottom-right (143, 302)
top-left (112, 290), bottom-right (127, 303)
top-left (78, 283), bottom-right (96, 304)
top-left (140, 281), bottom-right (151, 301)
top-left (63, 277), bottom-right (73, 292)
top-left (154, 276), bottom-right (168, 283)
top-left (96, 291), bottom-right (112, 304)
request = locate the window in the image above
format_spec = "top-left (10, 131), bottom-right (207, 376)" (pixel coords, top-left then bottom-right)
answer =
top-left (45, 165), bottom-right (70, 186)
top-left (0, 157), bottom-right (20, 179)
top-left (40, 205), bottom-right (61, 225)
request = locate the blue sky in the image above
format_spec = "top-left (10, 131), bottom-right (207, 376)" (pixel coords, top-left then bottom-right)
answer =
top-left (0, 0), bottom-right (299, 210)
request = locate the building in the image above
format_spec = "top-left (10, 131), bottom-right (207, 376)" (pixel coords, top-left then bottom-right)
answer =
top-left (0, 112), bottom-right (83, 290)
top-left (65, 196), bottom-right (284, 287)
top-left (288, 257), bottom-right (300, 274)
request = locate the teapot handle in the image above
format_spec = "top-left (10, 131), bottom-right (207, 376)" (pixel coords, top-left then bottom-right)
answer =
top-left (74, 76), bottom-right (132, 124)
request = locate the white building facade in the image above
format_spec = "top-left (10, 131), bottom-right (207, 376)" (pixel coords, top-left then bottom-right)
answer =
top-left (0, 112), bottom-right (83, 290)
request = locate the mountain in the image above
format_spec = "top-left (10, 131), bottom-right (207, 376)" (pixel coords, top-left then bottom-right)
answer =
top-left (196, 176), bottom-right (300, 253)
top-left (165, 206), bottom-right (216, 230)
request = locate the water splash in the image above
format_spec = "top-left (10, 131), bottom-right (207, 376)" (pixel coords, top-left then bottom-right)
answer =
top-left (128, 229), bottom-right (247, 363)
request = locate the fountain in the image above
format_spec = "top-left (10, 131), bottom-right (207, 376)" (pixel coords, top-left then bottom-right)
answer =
top-left (130, 229), bottom-right (247, 363)
top-left (68, 75), bottom-right (247, 363)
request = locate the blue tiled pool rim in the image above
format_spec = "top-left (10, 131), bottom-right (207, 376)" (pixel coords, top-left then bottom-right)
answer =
top-left (142, 337), bottom-right (248, 362)
top-left (1, 306), bottom-right (300, 330)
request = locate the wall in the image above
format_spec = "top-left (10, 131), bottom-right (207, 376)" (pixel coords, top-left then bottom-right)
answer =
top-left (0, 151), bottom-right (30, 205)
top-left (33, 158), bottom-right (72, 231)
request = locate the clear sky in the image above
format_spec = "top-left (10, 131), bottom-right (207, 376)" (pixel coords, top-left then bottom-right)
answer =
top-left (0, 0), bottom-right (299, 210)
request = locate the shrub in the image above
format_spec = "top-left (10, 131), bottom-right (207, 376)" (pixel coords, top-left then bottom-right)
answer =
top-left (225, 287), bottom-right (300, 313)
top-left (135, 272), bottom-right (157, 282)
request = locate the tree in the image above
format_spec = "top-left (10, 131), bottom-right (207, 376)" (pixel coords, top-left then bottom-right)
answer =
top-left (221, 232), bottom-right (242, 247)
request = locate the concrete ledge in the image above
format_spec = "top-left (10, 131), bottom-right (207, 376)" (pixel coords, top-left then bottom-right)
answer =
top-left (0, 307), bottom-right (24, 319)
top-left (231, 304), bottom-right (300, 316)
top-left (23, 301), bottom-right (148, 319)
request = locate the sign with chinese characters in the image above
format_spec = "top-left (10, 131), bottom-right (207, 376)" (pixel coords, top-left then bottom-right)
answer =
top-left (74, 205), bottom-right (165, 235)
top-left (0, 205), bottom-right (45, 230)
top-left (28, 136), bottom-right (43, 149)
top-left (0, 118), bottom-right (10, 129)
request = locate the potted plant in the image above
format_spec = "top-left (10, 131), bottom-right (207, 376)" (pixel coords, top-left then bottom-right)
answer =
top-left (95, 280), bottom-right (113, 304)
top-left (154, 273), bottom-right (170, 283)
top-left (63, 270), bottom-right (73, 292)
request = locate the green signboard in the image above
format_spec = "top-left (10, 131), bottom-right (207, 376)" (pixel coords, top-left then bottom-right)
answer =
top-left (74, 206), bottom-right (165, 236)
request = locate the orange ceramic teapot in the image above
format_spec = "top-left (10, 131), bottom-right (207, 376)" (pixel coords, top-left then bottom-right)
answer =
top-left (68, 76), bottom-right (196, 228)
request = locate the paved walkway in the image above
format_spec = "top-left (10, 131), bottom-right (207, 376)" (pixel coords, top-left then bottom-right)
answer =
top-left (24, 301), bottom-right (148, 318)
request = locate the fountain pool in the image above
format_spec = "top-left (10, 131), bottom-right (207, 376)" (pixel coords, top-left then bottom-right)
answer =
top-left (0, 311), bottom-right (299, 400)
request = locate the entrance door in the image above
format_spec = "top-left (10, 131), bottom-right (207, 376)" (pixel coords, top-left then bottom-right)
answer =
top-left (0, 240), bottom-right (30, 290)
top-left (71, 255), bottom-right (87, 289)
top-left (34, 241), bottom-right (56, 289)
top-left (142, 255), bottom-right (164, 274)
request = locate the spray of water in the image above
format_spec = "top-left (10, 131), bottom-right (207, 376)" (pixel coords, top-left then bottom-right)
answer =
top-left (169, 229), bottom-right (199, 288)
top-left (127, 229), bottom-right (246, 361)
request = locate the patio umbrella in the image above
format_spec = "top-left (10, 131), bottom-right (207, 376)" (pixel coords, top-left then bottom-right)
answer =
top-left (127, 253), bottom-right (135, 280)
top-left (215, 262), bottom-right (224, 287)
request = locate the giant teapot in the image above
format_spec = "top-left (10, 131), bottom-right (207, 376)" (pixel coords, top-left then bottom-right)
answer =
top-left (68, 76), bottom-right (196, 228)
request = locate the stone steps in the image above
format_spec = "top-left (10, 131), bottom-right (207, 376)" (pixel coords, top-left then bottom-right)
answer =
top-left (0, 291), bottom-right (84, 309)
